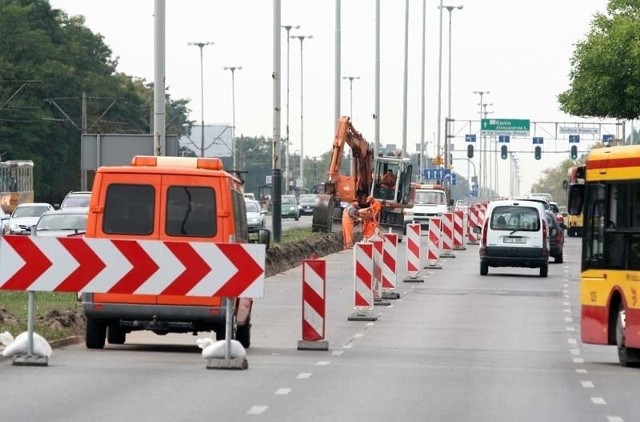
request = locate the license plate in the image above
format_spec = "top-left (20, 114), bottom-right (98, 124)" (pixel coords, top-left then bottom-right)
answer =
top-left (504, 237), bottom-right (525, 244)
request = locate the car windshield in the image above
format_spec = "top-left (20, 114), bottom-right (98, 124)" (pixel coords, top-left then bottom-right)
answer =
top-left (415, 191), bottom-right (445, 205)
top-left (299, 194), bottom-right (316, 203)
top-left (37, 213), bottom-right (87, 231)
top-left (12, 205), bottom-right (50, 218)
top-left (282, 196), bottom-right (297, 204)
top-left (245, 202), bottom-right (260, 213)
top-left (62, 195), bottom-right (90, 208)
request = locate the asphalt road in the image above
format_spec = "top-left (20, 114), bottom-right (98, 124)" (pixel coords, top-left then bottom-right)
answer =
top-left (1, 235), bottom-right (636, 422)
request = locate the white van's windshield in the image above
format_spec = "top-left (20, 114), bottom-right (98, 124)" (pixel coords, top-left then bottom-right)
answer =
top-left (491, 205), bottom-right (540, 232)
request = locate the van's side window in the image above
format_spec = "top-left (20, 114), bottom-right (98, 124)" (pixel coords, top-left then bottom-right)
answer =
top-left (104, 184), bottom-right (155, 235)
top-left (165, 186), bottom-right (216, 237)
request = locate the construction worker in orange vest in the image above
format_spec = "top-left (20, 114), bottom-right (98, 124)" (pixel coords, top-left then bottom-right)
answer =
top-left (342, 201), bottom-right (360, 249)
top-left (360, 195), bottom-right (381, 241)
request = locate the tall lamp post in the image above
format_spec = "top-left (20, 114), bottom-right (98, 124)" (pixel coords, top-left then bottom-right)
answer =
top-left (342, 76), bottom-right (360, 118)
top-left (292, 34), bottom-right (313, 191)
top-left (188, 41), bottom-right (214, 157)
top-left (473, 90), bottom-right (489, 197)
top-left (223, 66), bottom-right (242, 170)
top-left (282, 24), bottom-right (299, 194)
top-left (443, 4), bottom-right (463, 170)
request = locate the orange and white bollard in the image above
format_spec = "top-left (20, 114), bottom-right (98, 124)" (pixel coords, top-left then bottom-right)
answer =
top-left (348, 242), bottom-right (378, 321)
top-left (403, 223), bottom-right (424, 282)
top-left (381, 233), bottom-right (400, 299)
top-left (298, 259), bottom-right (329, 350)
top-left (426, 217), bottom-right (443, 269)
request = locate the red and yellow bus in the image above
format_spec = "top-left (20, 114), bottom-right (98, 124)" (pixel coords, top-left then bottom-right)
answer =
top-left (564, 166), bottom-right (584, 237)
top-left (568, 144), bottom-right (640, 366)
top-left (0, 160), bottom-right (34, 214)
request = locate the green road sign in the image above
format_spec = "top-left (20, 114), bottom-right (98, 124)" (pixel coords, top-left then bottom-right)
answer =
top-left (481, 118), bottom-right (530, 136)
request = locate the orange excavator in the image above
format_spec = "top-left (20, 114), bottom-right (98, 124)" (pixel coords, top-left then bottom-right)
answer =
top-left (312, 116), bottom-right (414, 237)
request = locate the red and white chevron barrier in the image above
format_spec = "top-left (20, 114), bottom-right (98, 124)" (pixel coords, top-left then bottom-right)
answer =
top-left (403, 223), bottom-right (423, 282)
top-left (467, 205), bottom-right (480, 245)
top-left (353, 242), bottom-right (374, 311)
top-left (298, 259), bottom-right (329, 350)
top-left (381, 233), bottom-right (400, 298)
top-left (0, 236), bottom-right (265, 298)
top-left (441, 212), bottom-right (455, 258)
top-left (426, 217), bottom-right (443, 269)
top-left (372, 238), bottom-right (383, 299)
top-left (453, 210), bottom-right (466, 250)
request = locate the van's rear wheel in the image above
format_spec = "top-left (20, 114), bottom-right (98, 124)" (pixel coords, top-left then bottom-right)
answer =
top-left (480, 262), bottom-right (488, 276)
top-left (107, 325), bottom-right (126, 345)
top-left (540, 263), bottom-right (548, 277)
top-left (86, 318), bottom-right (106, 349)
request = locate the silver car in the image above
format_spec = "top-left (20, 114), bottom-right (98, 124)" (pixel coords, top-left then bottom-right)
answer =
top-left (31, 209), bottom-right (88, 237)
top-left (245, 200), bottom-right (266, 233)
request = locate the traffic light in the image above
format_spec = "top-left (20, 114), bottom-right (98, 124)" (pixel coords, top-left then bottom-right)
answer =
top-left (570, 145), bottom-right (578, 160)
top-left (467, 144), bottom-right (474, 158)
top-left (500, 145), bottom-right (508, 160)
top-left (534, 146), bottom-right (542, 160)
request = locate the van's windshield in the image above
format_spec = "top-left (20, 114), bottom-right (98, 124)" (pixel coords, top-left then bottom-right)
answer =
top-left (491, 205), bottom-right (540, 232)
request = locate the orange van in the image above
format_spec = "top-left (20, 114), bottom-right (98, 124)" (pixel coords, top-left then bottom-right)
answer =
top-left (81, 155), bottom-right (269, 349)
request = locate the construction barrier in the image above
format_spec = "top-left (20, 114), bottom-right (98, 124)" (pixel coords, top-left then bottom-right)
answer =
top-left (453, 210), bottom-right (466, 250)
top-left (441, 212), bottom-right (455, 258)
top-left (348, 242), bottom-right (377, 321)
top-left (371, 238), bottom-right (390, 306)
top-left (467, 205), bottom-right (480, 245)
top-left (403, 223), bottom-right (423, 282)
top-left (381, 233), bottom-right (400, 299)
top-left (298, 259), bottom-right (329, 350)
top-left (426, 217), bottom-right (443, 269)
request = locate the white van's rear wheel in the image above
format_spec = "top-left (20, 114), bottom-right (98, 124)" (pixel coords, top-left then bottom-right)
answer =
top-left (540, 263), bottom-right (548, 277)
top-left (480, 262), bottom-right (488, 276)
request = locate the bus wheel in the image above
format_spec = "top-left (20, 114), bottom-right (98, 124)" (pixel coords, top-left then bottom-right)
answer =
top-left (86, 318), bottom-right (106, 349)
top-left (616, 305), bottom-right (640, 367)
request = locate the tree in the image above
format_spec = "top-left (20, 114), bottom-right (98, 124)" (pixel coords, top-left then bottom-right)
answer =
top-left (558, 0), bottom-right (640, 120)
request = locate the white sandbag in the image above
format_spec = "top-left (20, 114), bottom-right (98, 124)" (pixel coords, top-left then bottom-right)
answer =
top-left (1, 331), bottom-right (52, 357)
top-left (198, 338), bottom-right (246, 359)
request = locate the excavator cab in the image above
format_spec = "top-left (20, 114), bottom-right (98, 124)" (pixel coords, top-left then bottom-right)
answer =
top-left (372, 157), bottom-right (413, 204)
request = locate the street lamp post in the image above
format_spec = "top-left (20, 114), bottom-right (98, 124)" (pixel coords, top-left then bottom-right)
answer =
top-left (473, 90), bottom-right (489, 197)
top-left (443, 4), bottom-right (463, 170)
top-left (223, 66), bottom-right (242, 170)
top-left (188, 41), bottom-right (214, 157)
top-left (282, 24), bottom-right (299, 194)
top-left (342, 76), bottom-right (360, 118)
top-left (292, 34), bottom-right (313, 191)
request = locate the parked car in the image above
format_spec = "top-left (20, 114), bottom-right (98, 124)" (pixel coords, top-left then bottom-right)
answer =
top-left (454, 200), bottom-right (469, 213)
top-left (31, 208), bottom-right (88, 237)
top-left (281, 195), bottom-right (299, 220)
top-left (59, 190), bottom-right (92, 210)
top-left (549, 201), bottom-right (566, 230)
top-left (245, 199), bottom-right (266, 233)
top-left (8, 202), bottom-right (55, 235)
top-left (0, 207), bottom-right (9, 234)
top-left (545, 210), bottom-right (564, 263)
top-left (297, 194), bottom-right (318, 216)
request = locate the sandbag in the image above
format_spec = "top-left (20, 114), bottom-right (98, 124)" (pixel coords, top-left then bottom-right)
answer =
top-left (0, 331), bottom-right (52, 357)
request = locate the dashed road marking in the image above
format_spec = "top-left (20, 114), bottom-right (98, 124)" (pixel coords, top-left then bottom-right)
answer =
top-left (576, 368), bottom-right (588, 374)
top-left (563, 301), bottom-right (570, 306)
top-left (607, 416), bottom-right (625, 422)
top-left (297, 372), bottom-right (312, 379)
top-left (247, 406), bottom-right (269, 415)
top-left (331, 350), bottom-right (344, 356)
top-left (343, 344), bottom-right (353, 349)
top-left (564, 308), bottom-right (571, 313)
top-left (566, 326), bottom-right (576, 332)
top-left (565, 317), bottom-right (573, 322)
top-left (591, 397), bottom-right (607, 405)
top-left (580, 381), bottom-right (594, 388)
top-left (568, 338), bottom-right (578, 345)
top-left (315, 361), bottom-right (331, 366)
top-left (274, 388), bottom-right (292, 395)
top-left (570, 349), bottom-right (581, 355)
top-left (354, 333), bottom-right (365, 338)
top-left (573, 358), bottom-right (585, 364)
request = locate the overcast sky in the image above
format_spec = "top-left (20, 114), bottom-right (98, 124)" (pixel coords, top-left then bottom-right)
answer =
top-left (49, 0), bottom-right (612, 196)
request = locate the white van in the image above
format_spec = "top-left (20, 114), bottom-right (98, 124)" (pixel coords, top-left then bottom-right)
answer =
top-left (474, 199), bottom-right (550, 277)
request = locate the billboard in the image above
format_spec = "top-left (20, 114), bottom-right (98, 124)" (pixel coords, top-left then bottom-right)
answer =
top-left (81, 134), bottom-right (178, 170)
top-left (179, 124), bottom-right (233, 158)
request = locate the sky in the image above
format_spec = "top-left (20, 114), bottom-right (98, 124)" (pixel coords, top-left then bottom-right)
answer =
top-left (48, 0), bottom-right (612, 197)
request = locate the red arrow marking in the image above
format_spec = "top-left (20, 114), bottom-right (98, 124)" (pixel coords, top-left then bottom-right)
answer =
top-left (215, 244), bottom-right (263, 297)
top-left (161, 242), bottom-right (212, 295)
top-left (2, 236), bottom-right (52, 291)
top-left (55, 237), bottom-right (106, 292)
top-left (109, 239), bottom-right (159, 294)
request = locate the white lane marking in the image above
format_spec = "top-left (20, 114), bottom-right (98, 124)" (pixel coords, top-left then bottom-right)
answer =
top-left (274, 388), bottom-right (292, 395)
top-left (316, 361), bottom-right (331, 366)
top-left (565, 317), bottom-right (573, 322)
top-left (365, 322), bottom-right (375, 328)
top-left (581, 381), bottom-right (594, 388)
top-left (354, 333), bottom-right (365, 338)
top-left (591, 397), bottom-right (607, 405)
top-left (607, 417), bottom-right (625, 422)
top-left (297, 372), bottom-right (312, 379)
top-left (247, 406), bottom-right (269, 415)
top-left (573, 358), bottom-right (585, 364)
top-left (570, 349), bottom-right (581, 355)
top-left (564, 308), bottom-right (571, 313)
top-left (576, 368), bottom-right (588, 374)
top-left (568, 338), bottom-right (578, 345)
top-left (567, 327), bottom-right (576, 332)
top-left (332, 350), bottom-right (344, 356)
top-left (343, 344), bottom-right (353, 349)
top-left (563, 301), bottom-right (570, 306)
